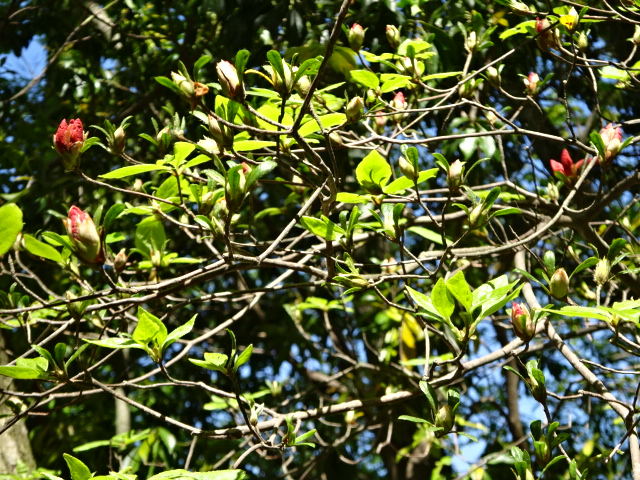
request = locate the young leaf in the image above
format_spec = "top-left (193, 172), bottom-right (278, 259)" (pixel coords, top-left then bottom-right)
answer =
top-left (355, 150), bottom-right (391, 194)
top-left (0, 203), bottom-right (23, 256)
top-left (22, 234), bottom-right (62, 263)
top-left (63, 453), bottom-right (92, 480)
top-left (234, 344), bottom-right (253, 372)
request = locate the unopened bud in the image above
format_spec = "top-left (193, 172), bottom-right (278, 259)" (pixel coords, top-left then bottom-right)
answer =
top-left (594, 258), bottom-right (610, 285)
top-left (435, 405), bottom-right (454, 437)
top-left (348, 23), bottom-right (365, 52)
top-left (66, 291), bottom-right (87, 321)
top-left (346, 96), bottom-right (364, 123)
top-left (487, 66), bottom-right (501, 87)
top-left (447, 160), bottom-right (464, 191)
top-left (549, 267), bottom-right (569, 299)
top-left (199, 191), bottom-right (215, 216)
top-left (511, 302), bottom-right (535, 342)
top-left (374, 112), bottom-right (387, 134)
top-left (386, 25), bottom-right (401, 50)
top-left (113, 248), bottom-right (127, 272)
top-left (577, 32), bottom-right (588, 52)
top-left (524, 72), bottom-right (539, 96)
top-left (634, 26), bottom-right (640, 45)
top-left (466, 31), bottom-right (478, 53)
top-left (511, 1), bottom-right (531, 15)
top-left (216, 60), bottom-right (244, 101)
top-left (399, 155), bottom-right (418, 182)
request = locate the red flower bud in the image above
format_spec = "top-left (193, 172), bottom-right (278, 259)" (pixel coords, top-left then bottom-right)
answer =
top-left (549, 149), bottom-right (585, 183)
top-left (63, 206), bottom-right (103, 265)
top-left (53, 119), bottom-right (87, 171)
top-left (524, 72), bottom-right (539, 96)
top-left (391, 92), bottom-right (407, 123)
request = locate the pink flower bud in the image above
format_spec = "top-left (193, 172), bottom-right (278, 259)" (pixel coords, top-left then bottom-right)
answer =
top-left (447, 160), bottom-right (465, 191)
top-left (63, 206), bottom-right (103, 265)
top-left (53, 119), bottom-right (87, 171)
top-left (524, 72), bottom-right (539, 96)
top-left (599, 124), bottom-right (623, 166)
top-left (373, 112), bottom-right (387, 135)
top-left (391, 92), bottom-right (407, 123)
top-left (386, 25), bottom-right (401, 50)
top-left (348, 23), bottom-right (365, 52)
top-left (216, 60), bottom-right (244, 101)
top-left (535, 17), bottom-right (559, 51)
top-left (511, 302), bottom-right (535, 342)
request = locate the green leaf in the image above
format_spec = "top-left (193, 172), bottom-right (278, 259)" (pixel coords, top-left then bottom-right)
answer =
top-left (135, 217), bottom-right (166, 255)
top-left (190, 352), bottom-right (229, 374)
top-left (148, 469), bottom-right (246, 480)
top-left (23, 234), bottom-right (62, 262)
top-left (298, 113), bottom-right (347, 137)
top-left (194, 55), bottom-right (212, 78)
top-left (84, 337), bottom-right (146, 350)
top-left (163, 314), bottom-right (197, 351)
top-left (31, 344), bottom-right (56, 368)
top-left (100, 164), bottom-right (171, 179)
top-left (168, 143), bottom-right (193, 169)
top-left (234, 344), bottom-right (253, 372)
top-left (380, 74), bottom-right (412, 93)
top-left (245, 160), bottom-right (277, 191)
top-left (233, 140), bottom-right (277, 152)
top-left (0, 203), bottom-right (23, 256)
top-left (432, 278), bottom-right (455, 320)
top-left (184, 154), bottom-right (213, 169)
top-left (0, 366), bottom-right (50, 380)
top-left (134, 307), bottom-right (167, 347)
top-left (65, 344), bottom-right (89, 370)
top-left (608, 238), bottom-right (627, 261)
top-left (446, 271), bottom-right (472, 312)
top-left (336, 192), bottom-right (370, 204)
top-left (349, 69), bottom-right (380, 89)
top-left (355, 150), bottom-right (392, 194)
top-left (570, 257), bottom-right (598, 279)
top-left (103, 203), bottom-right (126, 233)
top-left (267, 50), bottom-right (286, 85)
top-left (407, 226), bottom-right (443, 245)
top-left (63, 453), bottom-right (92, 480)
top-left (384, 168), bottom-right (438, 194)
top-left (300, 216), bottom-right (346, 241)
top-left (235, 49), bottom-right (250, 84)
top-left (398, 415), bottom-right (430, 423)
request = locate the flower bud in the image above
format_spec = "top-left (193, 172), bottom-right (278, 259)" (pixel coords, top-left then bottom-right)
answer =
top-left (63, 206), bottom-right (103, 265)
top-left (199, 191), bottom-right (215, 216)
top-left (399, 155), bottom-right (418, 182)
top-left (329, 131), bottom-right (343, 147)
top-left (374, 112), bottom-right (387, 135)
top-left (549, 267), bottom-right (569, 299)
top-left (171, 71), bottom-right (200, 108)
top-left (295, 73), bottom-right (312, 97)
top-left (208, 115), bottom-right (234, 150)
top-left (577, 32), bottom-right (589, 52)
top-left (546, 181), bottom-right (559, 202)
top-left (391, 91), bottom-right (407, 123)
top-left (594, 258), bottom-right (610, 285)
top-left (487, 66), bottom-right (501, 87)
top-left (510, 1), bottom-right (531, 15)
top-left (53, 119), bottom-right (87, 171)
top-left (511, 302), bottom-right (535, 342)
top-left (465, 31), bottom-right (478, 53)
top-left (66, 291), bottom-right (87, 321)
top-left (599, 124), bottom-right (623, 166)
top-left (110, 126), bottom-right (126, 155)
top-left (468, 204), bottom-right (488, 229)
top-left (216, 60), bottom-right (244, 101)
top-left (271, 60), bottom-right (294, 98)
top-left (348, 23), bottom-right (365, 52)
top-left (447, 160), bottom-right (464, 192)
top-left (435, 405), bottom-right (454, 437)
top-left (150, 249), bottom-right (162, 269)
top-left (485, 110), bottom-right (498, 125)
top-left (524, 72), bottom-right (539, 96)
top-left (113, 248), bottom-right (127, 272)
top-left (386, 25), bottom-right (401, 50)
top-left (634, 26), bottom-right (640, 45)
top-left (458, 80), bottom-right (474, 99)
top-left (346, 96), bottom-right (364, 123)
